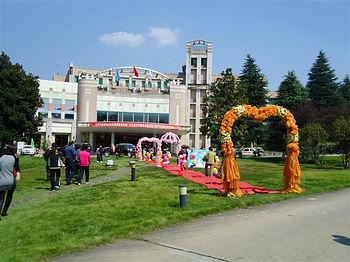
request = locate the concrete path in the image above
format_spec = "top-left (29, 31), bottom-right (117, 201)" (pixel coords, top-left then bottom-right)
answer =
top-left (52, 189), bottom-right (350, 262)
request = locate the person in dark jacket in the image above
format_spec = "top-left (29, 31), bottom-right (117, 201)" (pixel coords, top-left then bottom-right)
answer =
top-left (62, 141), bottom-right (77, 185)
top-left (47, 143), bottom-right (65, 191)
top-left (0, 144), bottom-right (20, 217)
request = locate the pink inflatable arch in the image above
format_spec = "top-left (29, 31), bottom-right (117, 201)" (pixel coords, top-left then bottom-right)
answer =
top-left (160, 132), bottom-right (181, 154)
top-left (136, 137), bottom-right (162, 166)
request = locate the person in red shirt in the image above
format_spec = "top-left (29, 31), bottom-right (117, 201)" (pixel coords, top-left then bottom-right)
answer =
top-left (77, 144), bottom-right (91, 185)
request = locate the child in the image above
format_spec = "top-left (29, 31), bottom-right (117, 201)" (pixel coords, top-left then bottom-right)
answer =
top-left (178, 154), bottom-right (187, 176)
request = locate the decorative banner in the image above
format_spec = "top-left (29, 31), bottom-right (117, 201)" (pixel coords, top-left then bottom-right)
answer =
top-left (187, 149), bottom-right (208, 168)
top-left (90, 122), bottom-right (181, 130)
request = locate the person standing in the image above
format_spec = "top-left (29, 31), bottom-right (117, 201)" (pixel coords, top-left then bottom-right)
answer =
top-left (62, 141), bottom-right (76, 185)
top-left (47, 143), bottom-right (65, 191)
top-left (77, 143), bottom-right (91, 185)
top-left (0, 144), bottom-right (20, 217)
top-left (204, 147), bottom-right (216, 178)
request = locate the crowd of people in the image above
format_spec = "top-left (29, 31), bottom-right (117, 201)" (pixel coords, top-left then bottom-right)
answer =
top-left (43, 141), bottom-right (91, 190)
top-left (0, 140), bottom-right (220, 218)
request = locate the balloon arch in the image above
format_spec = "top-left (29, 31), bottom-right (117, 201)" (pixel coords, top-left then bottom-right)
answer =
top-left (160, 132), bottom-right (181, 154)
top-left (136, 132), bottom-right (181, 166)
top-left (136, 137), bottom-right (162, 166)
top-left (220, 105), bottom-right (303, 197)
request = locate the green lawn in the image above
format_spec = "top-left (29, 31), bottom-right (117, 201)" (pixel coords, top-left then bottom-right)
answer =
top-left (0, 155), bottom-right (349, 262)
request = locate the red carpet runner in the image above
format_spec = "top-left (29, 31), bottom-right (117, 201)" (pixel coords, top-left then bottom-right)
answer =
top-left (161, 163), bottom-right (280, 195)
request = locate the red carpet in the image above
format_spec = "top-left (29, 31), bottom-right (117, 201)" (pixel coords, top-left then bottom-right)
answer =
top-left (160, 163), bottom-right (280, 195)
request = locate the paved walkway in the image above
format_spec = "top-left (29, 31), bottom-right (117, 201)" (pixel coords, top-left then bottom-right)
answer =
top-left (52, 188), bottom-right (350, 262)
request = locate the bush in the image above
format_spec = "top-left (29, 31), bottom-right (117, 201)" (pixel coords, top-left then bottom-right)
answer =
top-left (333, 117), bottom-right (350, 168)
top-left (299, 123), bottom-right (328, 165)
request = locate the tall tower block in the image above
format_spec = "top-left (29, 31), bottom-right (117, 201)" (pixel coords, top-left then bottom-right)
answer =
top-left (185, 40), bottom-right (213, 149)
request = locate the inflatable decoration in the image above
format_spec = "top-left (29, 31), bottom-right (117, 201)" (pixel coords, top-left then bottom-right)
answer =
top-left (136, 137), bottom-right (162, 166)
top-left (160, 132), bottom-right (181, 154)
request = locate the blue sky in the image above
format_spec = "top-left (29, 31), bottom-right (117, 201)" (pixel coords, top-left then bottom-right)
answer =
top-left (1, 0), bottom-right (349, 89)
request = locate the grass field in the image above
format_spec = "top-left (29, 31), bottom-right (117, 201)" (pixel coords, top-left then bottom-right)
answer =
top-left (0, 155), bottom-right (349, 262)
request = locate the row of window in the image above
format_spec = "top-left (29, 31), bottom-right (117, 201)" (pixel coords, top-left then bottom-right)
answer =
top-left (191, 58), bottom-right (207, 67)
top-left (40, 98), bottom-right (76, 112)
top-left (39, 112), bottom-right (75, 120)
top-left (97, 111), bottom-right (169, 124)
top-left (98, 78), bottom-right (169, 89)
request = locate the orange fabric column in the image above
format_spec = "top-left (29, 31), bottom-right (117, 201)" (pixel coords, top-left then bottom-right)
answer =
top-left (283, 143), bottom-right (303, 193)
top-left (222, 155), bottom-right (243, 197)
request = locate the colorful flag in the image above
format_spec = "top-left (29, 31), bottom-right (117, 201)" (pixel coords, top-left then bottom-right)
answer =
top-left (133, 66), bottom-right (139, 77)
top-left (115, 68), bottom-right (120, 84)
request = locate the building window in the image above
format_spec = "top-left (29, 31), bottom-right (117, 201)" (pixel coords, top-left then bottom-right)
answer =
top-left (148, 80), bottom-right (152, 88)
top-left (51, 98), bottom-right (62, 119)
top-left (52, 113), bottom-right (61, 119)
top-left (123, 113), bottom-right (133, 122)
top-left (65, 99), bottom-right (75, 113)
top-left (99, 78), bottom-right (103, 85)
top-left (132, 80), bottom-right (136, 88)
top-left (108, 112), bottom-right (118, 121)
top-left (201, 58), bottom-right (207, 67)
top-left (39, 112), bottom-right (48, 118)
top-left (64, 113), bottom-right (74, 119)
top-left (52, 99), bottom-right (61, 111)
top-left (38, 98), bottom-right (49, 118)
top-left (157, 81), bottom-right (161, 89)
top-left (97, 111), bottom-right (108, 121)
top-left (141, 81), bottom-right (146, 88)
top-left (125, 79), bottom-right (129, 87)
top-left (158, 114), bottom-right (169, 124)
top-left (191, 58), bottom-right (197, 67)
top-left (134, 113), bottom-right (143, 122)
top-left (149, 113), bottom-right (158, 123)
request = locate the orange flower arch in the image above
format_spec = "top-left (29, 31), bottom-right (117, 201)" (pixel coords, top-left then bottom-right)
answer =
top-left (220, 105), bottom-right (303, 197)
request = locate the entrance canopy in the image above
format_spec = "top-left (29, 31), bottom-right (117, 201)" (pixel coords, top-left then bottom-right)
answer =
top-left (78, 121), bottom-right (190, 136)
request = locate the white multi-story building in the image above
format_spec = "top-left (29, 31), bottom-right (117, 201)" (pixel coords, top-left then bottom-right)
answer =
top-left (36, 40), bottom-right (215, 150)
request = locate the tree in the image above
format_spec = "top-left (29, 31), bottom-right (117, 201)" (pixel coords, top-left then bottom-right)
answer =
top-left (200, 68), bottom-right (248, 145)
top-left (306, 51), bottom-right (339, 108)
top-left (276, 71), bottom-right (307, 113)
top-left (240, 54), bottom-right (268, 107)
top-left (299, 123), bottom-right (328, 165)
top-left (333, 117), bottom-right (350, 168)
top-left (338, 75), bottom-right (350, 106)
top-left (0, 52), bottom-right (42, 144)
top-left (239, 55), bottom-right (268, 147)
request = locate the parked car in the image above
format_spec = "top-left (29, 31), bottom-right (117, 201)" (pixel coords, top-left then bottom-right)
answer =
top-left (116, 143), bottom-right (135, 157)
top-left (254, 147), bottom-right (264, 157)
top-left (102, 147), bottom-right (113, 157)
top-left (21, 145), bottom-right (36, 156)
top-left (241, 147), bottom-right (256, 157)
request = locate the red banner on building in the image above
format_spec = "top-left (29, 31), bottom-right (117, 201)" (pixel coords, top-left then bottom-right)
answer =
top-left (89, 122), bottom-right (181, 130)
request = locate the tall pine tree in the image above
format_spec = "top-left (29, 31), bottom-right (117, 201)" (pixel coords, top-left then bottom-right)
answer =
top-left (306, 51), bottom-right (339, 108)
top-left (240, 55), bottom-right (268, 107)
top-left (339, 75), bottom-right (350, 106)
top-left (239, 55), bottom-right (268, 147)
top-left (200, 68), bottom-right (248, 145)
top-left (276, 71), bottom-right (307, 112)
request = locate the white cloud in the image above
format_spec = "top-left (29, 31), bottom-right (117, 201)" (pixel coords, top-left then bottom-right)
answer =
top-left (147, 27), bottom-right (178, 46)
top-left (98, 32), bottom-right (145, 47)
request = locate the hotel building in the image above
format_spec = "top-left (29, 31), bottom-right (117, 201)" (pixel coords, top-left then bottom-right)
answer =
top-left (36, 40), bottom-right (214, 149)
